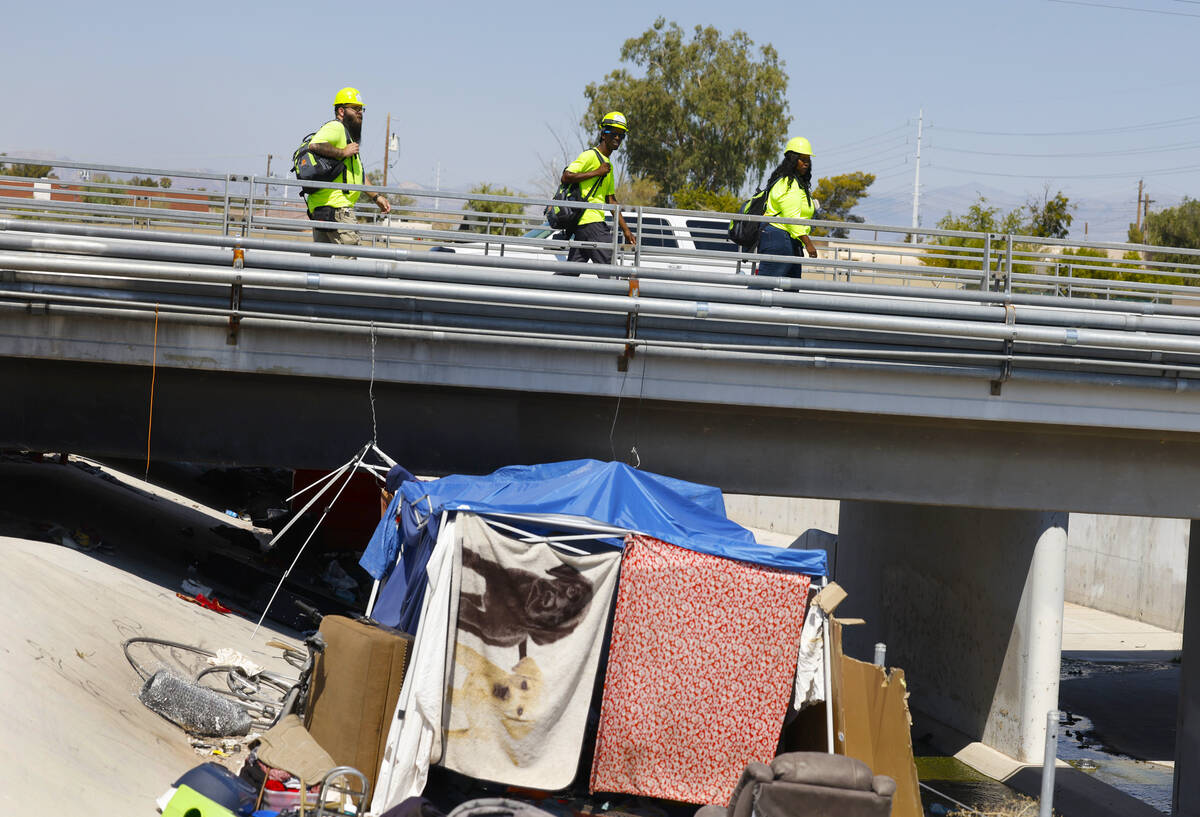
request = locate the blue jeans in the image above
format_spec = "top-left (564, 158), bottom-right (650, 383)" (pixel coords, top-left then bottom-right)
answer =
top-left (757, 223), bottom-right (803, 278)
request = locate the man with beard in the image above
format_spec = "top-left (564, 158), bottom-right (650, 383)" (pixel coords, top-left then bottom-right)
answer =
top-left (757, 136), bottom-right (819, 278)
top-left (305, 87), bottom-right (391, 247)
top-left (557, 111), bottom-right (637, 272)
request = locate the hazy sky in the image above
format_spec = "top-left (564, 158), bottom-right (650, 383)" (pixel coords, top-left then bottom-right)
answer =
top-left (5, 0), bottom-right (1199, 236)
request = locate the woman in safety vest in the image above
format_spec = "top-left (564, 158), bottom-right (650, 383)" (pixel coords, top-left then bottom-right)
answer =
top-left (757, 137), bottom-right (819, 278)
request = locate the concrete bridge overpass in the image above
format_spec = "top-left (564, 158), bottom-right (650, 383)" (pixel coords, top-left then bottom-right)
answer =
top-left (6, 164), bottom-right (1200, 812)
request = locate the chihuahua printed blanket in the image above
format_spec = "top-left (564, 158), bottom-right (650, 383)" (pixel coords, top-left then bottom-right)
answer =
top-left (441, 514), bottom-right (621, 790)
top-left (589, 535), bottom-right (812, 805)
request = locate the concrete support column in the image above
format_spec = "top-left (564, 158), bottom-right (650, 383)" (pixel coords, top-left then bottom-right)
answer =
top-left (1175, 521), bottom-right (1200, 815)
top-left (836, 502), bottom-right (1068, 762)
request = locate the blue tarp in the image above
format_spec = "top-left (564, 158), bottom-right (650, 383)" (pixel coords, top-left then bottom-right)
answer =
top-left (361, 459), bottom-right (827, 630)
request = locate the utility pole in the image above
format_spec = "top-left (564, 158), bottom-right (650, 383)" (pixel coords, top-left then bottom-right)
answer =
top-left (383, 113), bottom-right (392, 187)
top-left (1136, 179), bottom-right (1143, 232)
top-left (1143, 190), bottom-right (1154, 227)
top-left (911, 108), bottom-right (923, 240)
top-left (264, 154), bottom-right (273, 209)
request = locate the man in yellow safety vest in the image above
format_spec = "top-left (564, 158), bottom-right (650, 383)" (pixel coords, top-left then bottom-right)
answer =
top-left (306, 87), bottom-right (391, 247)
top-left (558, 111), bottom-right (637, 272)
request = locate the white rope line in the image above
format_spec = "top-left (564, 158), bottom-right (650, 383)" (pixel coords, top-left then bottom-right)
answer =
top-left (285, 467), bottom-right (342, 503)
top-left (369, 321), bottom-right (378, 445)
top-left (251, 443), bottom-right (371, 640)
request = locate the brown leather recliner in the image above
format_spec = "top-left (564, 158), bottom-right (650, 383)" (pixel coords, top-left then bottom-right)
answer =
top-left (695, 753), bottom-right (896, 817)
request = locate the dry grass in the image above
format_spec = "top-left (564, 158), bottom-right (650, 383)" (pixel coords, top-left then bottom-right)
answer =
top-left (948, 792), bottom-right (1049, 817)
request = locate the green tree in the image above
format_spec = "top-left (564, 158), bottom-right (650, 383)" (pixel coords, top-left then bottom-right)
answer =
top-left (1026, 187), bottom-right (1074, 238)
top-left (461, 183), bottom-right (525, 236)
top-left (920, 196), bottom-right (1033, 274)
top-left (1143, 198), bottom-right (1200, 277)
top-left (672, 183), bottom-right (740, 213)
top-left (615, 174), bottom-right (662, 207)
top-left (1127, 222), bottom-right (1146, 245)
top-left (582, 18), bottom-right (789, 206)
top-left (1055, 246), bottom-right (1187, 295)
top-left (810, 172), bottom-right (875, 238)
top-left (0, 154), bottom-right (55, 178)
top-left (80, 172), bottom-right (119, 205)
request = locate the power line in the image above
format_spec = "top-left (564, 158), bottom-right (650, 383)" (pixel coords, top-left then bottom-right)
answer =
top-left (1049, 0), bottom-right (1200, 16)
top-left (869, 168), bottom-right (918, 183)
top-left (825, 146), bottom-right (912, 170)
top-left (931, 161), bottom-right (1200, 180)
top-left (825, 135), bottom-right (909, 156)
top-left (822, 141), bottom-right (910, 165)
top-left (931, 113), bottom-right (1200, 137)
top-left (819, 124), bottom-right (909, 155)
top-left (933, 138), bottom-right (1200, 159)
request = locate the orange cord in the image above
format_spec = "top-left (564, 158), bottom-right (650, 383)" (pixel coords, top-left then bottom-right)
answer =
top-left (145, 304), bottom-right (159, 481)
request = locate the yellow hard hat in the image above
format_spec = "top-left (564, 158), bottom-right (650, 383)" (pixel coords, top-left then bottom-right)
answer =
top-left (333, 87), bottom-right (365, 109)
top-left (601, 111), bottom-right (629, 133)
top-left (785, 136), bottom-right (813, 156)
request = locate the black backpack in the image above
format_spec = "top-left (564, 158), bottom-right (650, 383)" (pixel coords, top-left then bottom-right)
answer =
top-left (544, 149), bottom-right (606, 232)
top-left (292, 121), bottom-right (351, 197)
top-left (729, 183), bottom-right (770, 249)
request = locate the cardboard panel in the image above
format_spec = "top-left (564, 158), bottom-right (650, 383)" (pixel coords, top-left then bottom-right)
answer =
top-left (829, 621), bottom-right (923, 817)
top-left (305, 615), bottom-right (413, 793)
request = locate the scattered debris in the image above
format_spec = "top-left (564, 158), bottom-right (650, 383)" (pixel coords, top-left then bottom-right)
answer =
top-left (175, 592), bottom-right (234, 615)
top-left (139, 669), bottom-right (252, 737)
top-left (180, 577), bottom-right (213, 597)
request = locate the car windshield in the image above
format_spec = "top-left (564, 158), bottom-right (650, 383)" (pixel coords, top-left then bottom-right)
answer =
top-left (523, 227), bottom-right (555, 239)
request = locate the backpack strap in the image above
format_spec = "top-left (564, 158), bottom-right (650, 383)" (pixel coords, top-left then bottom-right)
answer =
top-left (585, 148), bottom-right (607, 199)
top-left (339, 122), bottom-right (353, 194)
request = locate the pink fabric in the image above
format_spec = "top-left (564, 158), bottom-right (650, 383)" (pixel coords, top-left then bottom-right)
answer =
top-left (589, 536), bottom-right (811, 806)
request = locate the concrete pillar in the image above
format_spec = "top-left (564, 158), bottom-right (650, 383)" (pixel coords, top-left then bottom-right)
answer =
top-left (1175, 521), bottom-right (1200, 815)
top-left (836, 502), bottom-right (1068, 762)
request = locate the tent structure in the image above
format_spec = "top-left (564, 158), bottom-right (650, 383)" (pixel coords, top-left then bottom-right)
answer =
top-left (360, 459), bottom-right (827, 632)
top-left (357, 460), bottom-right (834, 811)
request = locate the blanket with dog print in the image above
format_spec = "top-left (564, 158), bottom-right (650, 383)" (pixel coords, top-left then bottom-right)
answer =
top-left (441, 514), bottom-right (621, 790)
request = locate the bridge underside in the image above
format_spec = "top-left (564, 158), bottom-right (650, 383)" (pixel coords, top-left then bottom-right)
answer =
top-left (6, 354), bottom-right (1200, 519)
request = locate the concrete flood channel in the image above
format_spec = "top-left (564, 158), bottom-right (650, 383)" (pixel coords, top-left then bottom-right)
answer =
top-left (0, 454), bottom-right (1183, 816)
top-left (1056, 654), bottom-right (1178, 813)
top-left (913, 654), bottom-right (1178, 815)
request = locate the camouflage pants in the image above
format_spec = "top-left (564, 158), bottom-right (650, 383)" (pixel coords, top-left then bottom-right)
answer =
top-left (310, 205), bottom-right (360, 246)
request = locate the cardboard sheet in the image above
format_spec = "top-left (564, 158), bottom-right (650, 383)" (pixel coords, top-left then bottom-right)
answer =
top-left (829, 621), bottom-right (923, 817)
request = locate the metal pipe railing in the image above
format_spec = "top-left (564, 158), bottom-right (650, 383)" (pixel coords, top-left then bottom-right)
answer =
top-left (10, 284), bottom-right (1200, 399)
top-left (13, 217), bottom-right (1200, 331)
top-left (9, 249), bottom-right (1200, 362)
top-left (10, 227), bottom-right (1200, 341)
top-left (6, 152), bottom-right (1200, 305)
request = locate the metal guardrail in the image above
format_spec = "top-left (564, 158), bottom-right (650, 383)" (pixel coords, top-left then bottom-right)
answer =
top-left (5, 154), bottom-right (1200, 304)
top-left (5, 155), bottom-right (1200, 397)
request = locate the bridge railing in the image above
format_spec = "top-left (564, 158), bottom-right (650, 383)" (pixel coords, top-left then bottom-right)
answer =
top-left (4, 154), bottom-right (1200, 304)
top-left (10, 211), bottom-right (1200, 397)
